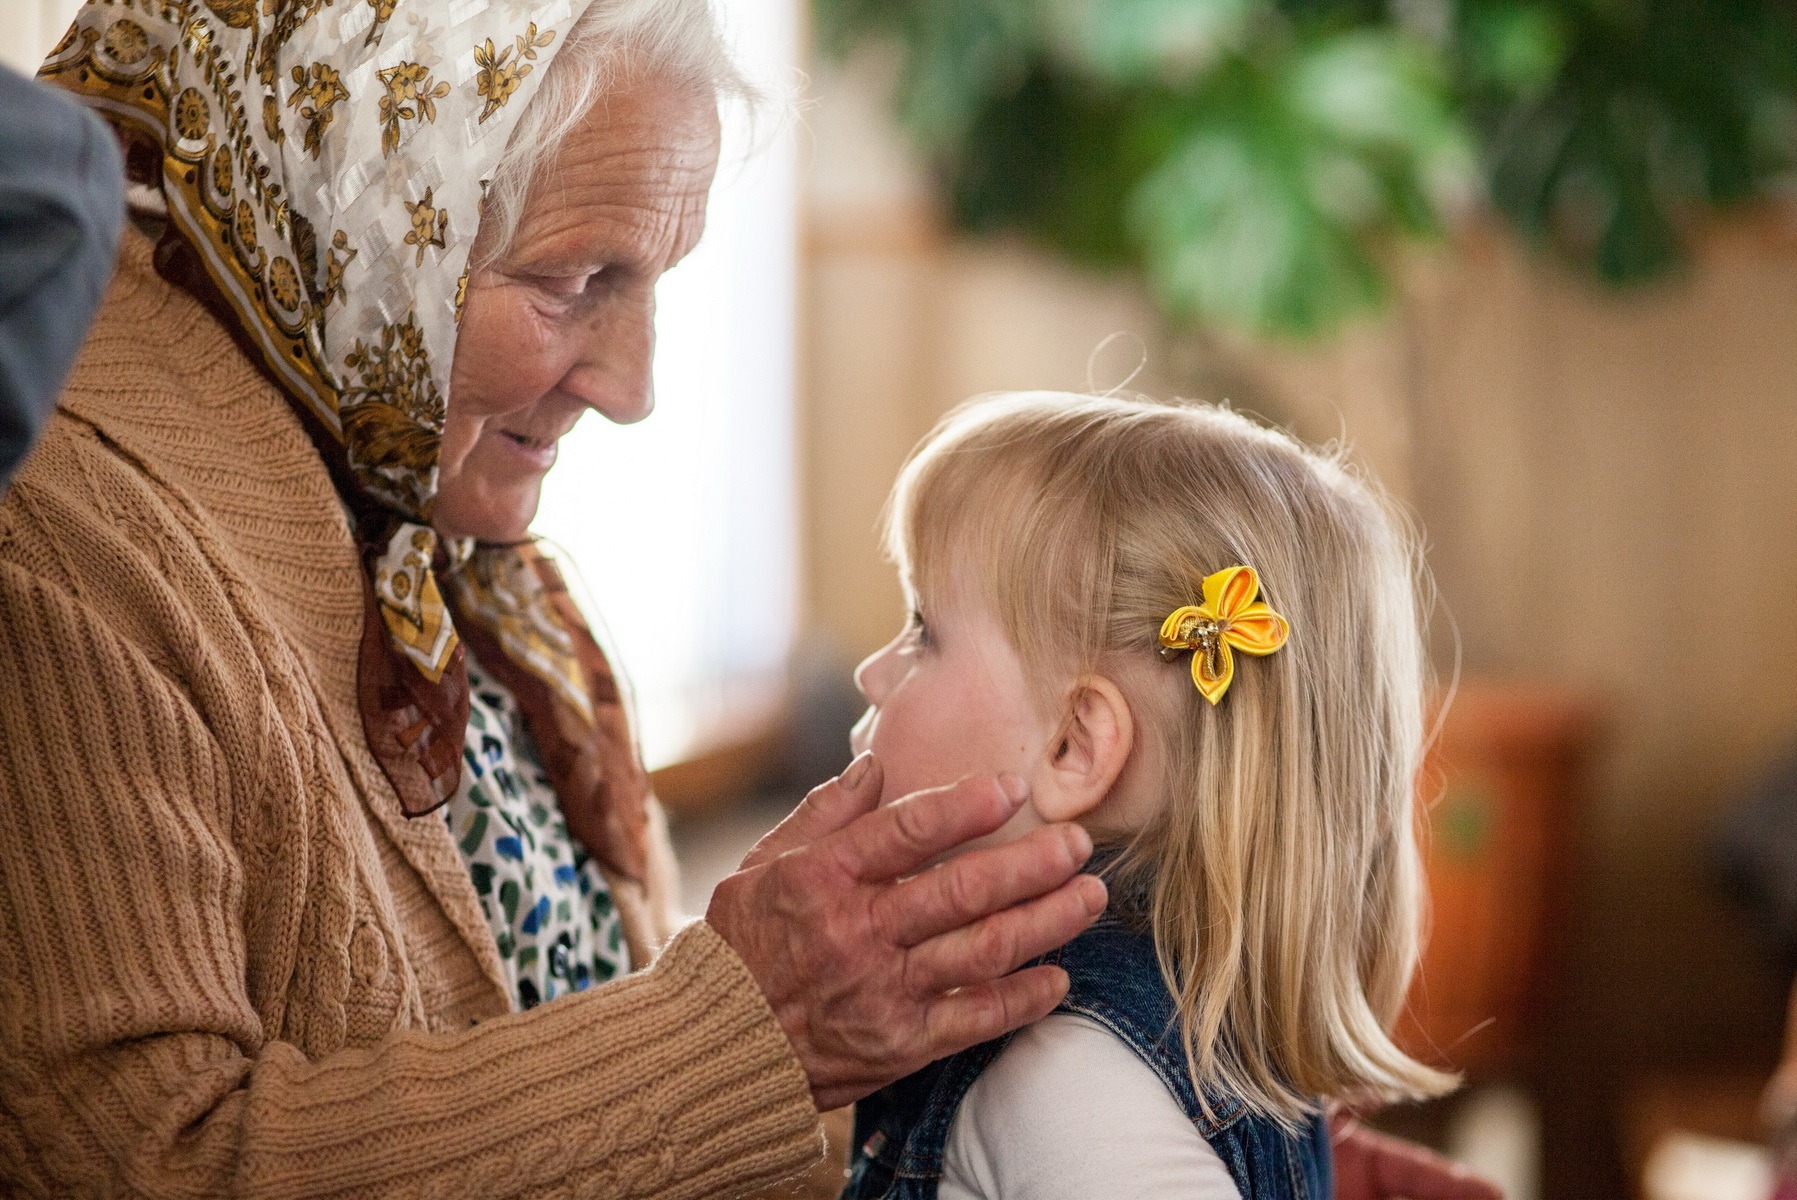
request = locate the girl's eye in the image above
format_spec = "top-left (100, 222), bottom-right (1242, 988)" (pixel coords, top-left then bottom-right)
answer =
top-left (905, 609), bottom-right (930, 648)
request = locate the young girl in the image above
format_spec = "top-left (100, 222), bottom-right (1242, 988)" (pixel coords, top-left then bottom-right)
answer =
top-left (842, 392), bottom-right (1456, 1200)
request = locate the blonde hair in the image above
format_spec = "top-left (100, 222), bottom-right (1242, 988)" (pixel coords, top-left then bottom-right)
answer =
top-left (886, 391), bottom-right (1455, 1123)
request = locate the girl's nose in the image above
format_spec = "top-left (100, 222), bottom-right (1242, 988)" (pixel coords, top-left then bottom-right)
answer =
top-left (853, 644), bottom-right (890, 703)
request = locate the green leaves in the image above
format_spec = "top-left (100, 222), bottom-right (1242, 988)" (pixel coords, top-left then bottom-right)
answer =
top-left (1041, 0), bottom-right (1254, 84)
top-left (1290, 31), bottom-right (1460, 161)
top-left (1467, 0), bottom-right (1797, 285)
top-left (1458, 1), bottom-right (1570, 96)
top-left (1133, 111), bottom-right (1395, 336)
top-left (1126, 31), bottom-right (1466, 334)
top-left (819, 0), bottom-right (1039, 149)
top-left (816, 0), bottom-right (1797, 340)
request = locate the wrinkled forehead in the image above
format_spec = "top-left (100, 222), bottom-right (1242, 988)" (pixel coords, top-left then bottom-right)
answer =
top-left (497, 74), bottom-right (721, 268)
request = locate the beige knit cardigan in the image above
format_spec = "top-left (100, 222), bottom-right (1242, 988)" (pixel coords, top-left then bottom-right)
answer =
top-left (0, 230), bottom-right (822, 1197)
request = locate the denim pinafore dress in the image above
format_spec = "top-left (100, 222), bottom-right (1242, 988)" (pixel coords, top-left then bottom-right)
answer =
top-left (842, 919), bottom-right (1332, 1200)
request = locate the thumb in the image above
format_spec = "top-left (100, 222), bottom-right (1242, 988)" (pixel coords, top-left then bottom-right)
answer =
top-left (739, 752), bottom-right (884, 870)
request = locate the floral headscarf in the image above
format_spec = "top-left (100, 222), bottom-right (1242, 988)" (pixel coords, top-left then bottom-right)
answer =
top-left (42, 0), bottom-right (651, 881)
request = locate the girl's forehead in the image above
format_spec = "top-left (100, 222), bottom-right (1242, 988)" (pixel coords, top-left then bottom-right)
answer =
top-left (900, 543), bottom-right (984, 612)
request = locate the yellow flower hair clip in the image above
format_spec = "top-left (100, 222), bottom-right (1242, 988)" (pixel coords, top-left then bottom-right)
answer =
top-left (1157, 566), bottom-right (1291, 705)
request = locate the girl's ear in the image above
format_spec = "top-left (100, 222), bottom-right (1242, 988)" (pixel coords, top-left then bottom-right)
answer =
top-left (1033, 675), bottom-right (1134, 824)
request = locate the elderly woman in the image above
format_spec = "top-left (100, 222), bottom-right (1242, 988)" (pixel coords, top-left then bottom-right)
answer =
top-left (0, 0), bottom-right (1108, 1193)
top-left (3, 0), bottom-right (1500, 1194)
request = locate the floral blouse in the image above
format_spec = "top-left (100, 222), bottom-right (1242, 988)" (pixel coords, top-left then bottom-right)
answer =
top-left (443, 658), bottom-right (630, 1009)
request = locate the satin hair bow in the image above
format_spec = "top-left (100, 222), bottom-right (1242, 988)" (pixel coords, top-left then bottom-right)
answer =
top-left (1157, 566), bottom-right (1291, 705)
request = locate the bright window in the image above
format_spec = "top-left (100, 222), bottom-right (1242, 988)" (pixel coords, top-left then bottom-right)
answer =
top-left (532, 0), bottom-right (798, 769)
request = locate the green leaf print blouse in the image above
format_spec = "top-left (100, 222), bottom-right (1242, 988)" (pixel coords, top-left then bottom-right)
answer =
top-left (444, 657), bottom-right (630, 1009)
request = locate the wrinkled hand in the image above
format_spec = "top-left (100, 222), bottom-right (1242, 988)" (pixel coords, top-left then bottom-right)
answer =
top-left (706, 752), bottom-right (1108, 1111)
top-left (1332, 1110), bottom-right (1503, 1200)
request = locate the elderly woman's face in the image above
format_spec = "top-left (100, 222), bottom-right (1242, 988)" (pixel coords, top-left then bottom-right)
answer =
top-left (436, 67), bottom-right (722, 542)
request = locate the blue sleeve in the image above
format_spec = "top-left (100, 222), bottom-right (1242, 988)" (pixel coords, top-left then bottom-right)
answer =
top-left (0, 63), bottom-right (126, 486)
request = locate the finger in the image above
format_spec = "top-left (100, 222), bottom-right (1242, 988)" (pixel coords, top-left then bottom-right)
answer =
top-left (739, 752), bottom-right (884, 870)
top-left (827, 774), bottom-right (1027, 883)
top-left (904, 873), bottom-right (1107, 993)
top-left (875, 822), bottom-right (1095, 946)
top-left (918, 965), bottom-right (1070, 1060)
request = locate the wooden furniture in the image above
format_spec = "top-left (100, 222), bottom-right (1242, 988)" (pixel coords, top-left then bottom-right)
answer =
top-left (1399, 684), bottom-right (1601, 1077)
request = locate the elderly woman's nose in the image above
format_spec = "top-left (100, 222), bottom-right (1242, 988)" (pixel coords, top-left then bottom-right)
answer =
top-left (562, 297), bottom-right (656, 423)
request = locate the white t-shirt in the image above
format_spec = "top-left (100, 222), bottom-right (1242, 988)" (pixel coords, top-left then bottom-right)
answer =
top-left (939, 1013), bottom-right (1243, 1200)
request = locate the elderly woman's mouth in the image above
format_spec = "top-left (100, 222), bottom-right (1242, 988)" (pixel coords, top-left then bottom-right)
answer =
top-left (496, 428), bottom-right (559, 470)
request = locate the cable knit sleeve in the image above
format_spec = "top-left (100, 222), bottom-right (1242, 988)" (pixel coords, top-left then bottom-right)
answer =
top-left (0, 531), bottom-right (820, 1198)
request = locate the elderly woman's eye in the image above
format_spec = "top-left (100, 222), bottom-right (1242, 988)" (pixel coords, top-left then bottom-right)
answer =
top-left (534, 270), bottom-right (605, 300)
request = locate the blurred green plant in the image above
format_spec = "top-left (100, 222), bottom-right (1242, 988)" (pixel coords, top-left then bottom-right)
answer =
top-left (814, 0), bottom-right (1797, 339)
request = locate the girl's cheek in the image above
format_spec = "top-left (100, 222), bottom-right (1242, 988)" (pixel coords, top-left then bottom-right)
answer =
top-left (870, 713), bottom-right (927, 807)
